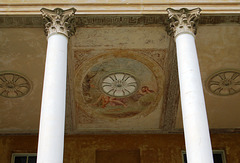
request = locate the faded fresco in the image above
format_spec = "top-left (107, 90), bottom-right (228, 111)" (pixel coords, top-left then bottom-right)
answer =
top-left (81, 57), bottom-right (158, 118)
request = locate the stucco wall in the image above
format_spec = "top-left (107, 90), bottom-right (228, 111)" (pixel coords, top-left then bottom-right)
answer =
top-left (0, 134), bottom-right (240, 163)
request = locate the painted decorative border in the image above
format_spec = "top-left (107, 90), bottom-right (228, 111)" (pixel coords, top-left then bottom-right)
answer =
top-left (0, 15), bottom-right (239, 28)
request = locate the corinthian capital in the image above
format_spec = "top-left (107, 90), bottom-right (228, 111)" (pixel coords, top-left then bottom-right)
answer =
top-left (167, 8), bottom-right (201, 38)
top-left (41, 8), bottom-right (76, 38)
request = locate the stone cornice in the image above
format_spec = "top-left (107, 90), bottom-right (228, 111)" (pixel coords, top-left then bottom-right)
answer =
top-left (0, 2), bottom-right (240, 15)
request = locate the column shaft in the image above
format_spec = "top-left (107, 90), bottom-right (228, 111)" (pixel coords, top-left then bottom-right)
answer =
top-left (37, 8), bottom-right (76, 163)
top-left (167, 8), bottom-right (213, 163)
top-left (176, 33), bottom-right (213, 163)
top-left (37, 34), bottom-right (68, 163)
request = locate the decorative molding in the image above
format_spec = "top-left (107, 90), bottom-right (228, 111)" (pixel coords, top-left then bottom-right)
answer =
top-left (1, 2), bottom-right (240, 15)
top-left (40, 8), bottom-right (76, 37)
top-left (167, 8), bottom-right (201, 37)
top-left (207, 70), bottom-right (240, 96)
top-left (0, 72), bottom-right (31, 98)
top-left (199, 16), bottom-right (240, 25)
top-left (0, 16), bottom-right (43, 27)
top-left (76, 15), bottom-right (167, 27)
top-left (0, 15), bottom-right (239, 28)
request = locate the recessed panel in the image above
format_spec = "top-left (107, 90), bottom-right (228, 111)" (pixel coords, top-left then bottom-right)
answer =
top-left (74, 50), bottom-right (165, 131)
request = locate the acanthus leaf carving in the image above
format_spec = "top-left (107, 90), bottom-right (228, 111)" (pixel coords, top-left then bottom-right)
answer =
top-left (40, 8), bottom-right (77, 38)
top-left (166, 8), bottom-right (201, 37)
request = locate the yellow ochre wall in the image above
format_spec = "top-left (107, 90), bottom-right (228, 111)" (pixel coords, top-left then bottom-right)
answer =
top-left (0, 134), bottom-right (240, 163)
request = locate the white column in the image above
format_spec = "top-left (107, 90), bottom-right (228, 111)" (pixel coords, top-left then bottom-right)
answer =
top-left (167, 8), bottom-right (213, 163)
top-left (37, 8), bottom-right (76, 163)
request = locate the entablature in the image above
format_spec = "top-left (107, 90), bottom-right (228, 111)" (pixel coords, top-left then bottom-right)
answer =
top-left (0, 1), bottom-right (240, 15)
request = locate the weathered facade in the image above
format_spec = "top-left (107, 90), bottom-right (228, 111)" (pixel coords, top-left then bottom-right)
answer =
top-left (0, 0), bottom-right (240, 163)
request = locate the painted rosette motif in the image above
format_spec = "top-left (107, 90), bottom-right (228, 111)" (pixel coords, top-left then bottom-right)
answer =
top-left (101, 72), bottom-right (138, 97)
top-left (207, 70), bottom-right (240, 96)
top-left (0, 72), bottom-right (31, 98)
top-left (81, 57), bottom-right (158, 118)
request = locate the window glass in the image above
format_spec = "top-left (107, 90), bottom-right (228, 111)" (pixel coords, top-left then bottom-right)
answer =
top-left (213, 154), bottom-right (224, 163)
top-left (15, 156), bottom-right (27, 163)
top-left (182, 150), bottom-right (226, 163)
top-left (12, 154), bottom-right (37, 163)
top-left (28, 156), bottom-right (37, 163)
